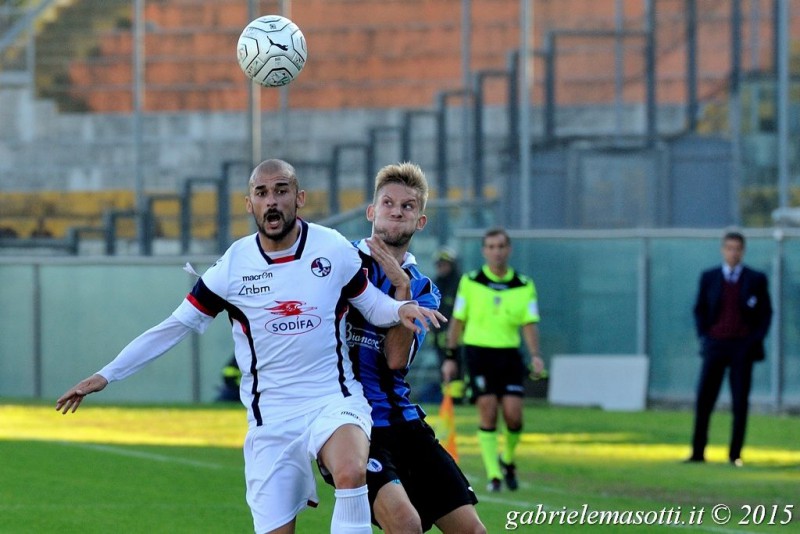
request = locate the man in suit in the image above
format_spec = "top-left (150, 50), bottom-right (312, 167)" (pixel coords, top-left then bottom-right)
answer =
top-left (688, 230), bottom-right (772, 466)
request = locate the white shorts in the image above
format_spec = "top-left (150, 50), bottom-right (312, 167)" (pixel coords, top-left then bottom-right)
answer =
top-left (243, 394), bottom-right (372, 534)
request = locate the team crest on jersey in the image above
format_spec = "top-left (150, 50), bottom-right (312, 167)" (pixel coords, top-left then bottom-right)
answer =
top-left (310, 257), bottom-right (332, 277)
top-left (265, 301), bottom-right (321, 335)
top-left (367, 458), bottom-right (383, 473)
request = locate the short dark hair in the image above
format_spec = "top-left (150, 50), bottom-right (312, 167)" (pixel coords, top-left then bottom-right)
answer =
top-left (723, 230), bottom-right (745, 247)
top-left (482, 227), bottom-right (510, 247)
top-left (249, 159), bottom-right (298, 191)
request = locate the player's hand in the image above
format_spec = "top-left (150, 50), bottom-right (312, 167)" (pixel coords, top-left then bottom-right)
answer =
top-left (55, 374), bottom-right (108, 414)
top-left (366, 237), bottom-right (410, 292)
top-left (398, 303), bottom-right (447, 334)
top-left (441, 359), bottom-right (458, 383)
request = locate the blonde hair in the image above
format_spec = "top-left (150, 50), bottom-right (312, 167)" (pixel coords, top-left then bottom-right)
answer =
top-left (373, 162), bottom-right (429, 211)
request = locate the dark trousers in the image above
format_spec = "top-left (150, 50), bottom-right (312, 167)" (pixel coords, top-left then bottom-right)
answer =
top-left (691, 338), bottom-right (754, 461)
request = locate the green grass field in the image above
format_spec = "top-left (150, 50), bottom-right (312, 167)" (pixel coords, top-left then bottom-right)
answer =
top-left (1, 400), bottom-right (798, 533)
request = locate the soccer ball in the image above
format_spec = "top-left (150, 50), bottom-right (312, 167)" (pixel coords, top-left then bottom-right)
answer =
top-left (236, 15), bottom-right (307, 87)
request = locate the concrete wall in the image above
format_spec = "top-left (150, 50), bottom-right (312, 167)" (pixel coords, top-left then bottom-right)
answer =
top-left (1, 84), bottom-right (406, 193)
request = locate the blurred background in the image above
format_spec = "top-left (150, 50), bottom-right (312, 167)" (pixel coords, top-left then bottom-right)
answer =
top-left (1, 0), bottom-right (799, 411)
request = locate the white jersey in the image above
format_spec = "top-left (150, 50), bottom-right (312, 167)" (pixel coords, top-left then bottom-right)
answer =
top-left (98, 219), bottom-right (406, 428)
top-left (176, 220), bottom-right (404, 426)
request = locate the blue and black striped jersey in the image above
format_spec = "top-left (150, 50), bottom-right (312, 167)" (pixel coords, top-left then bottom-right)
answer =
top-left (347, 239), bottom-right (441, 427)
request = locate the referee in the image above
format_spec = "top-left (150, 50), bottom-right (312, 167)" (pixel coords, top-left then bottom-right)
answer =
top-left (442, 227), bottom-right (544, 492)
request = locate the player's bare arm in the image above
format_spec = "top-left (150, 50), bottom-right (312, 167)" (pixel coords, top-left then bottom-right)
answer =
top-left (383, 324), bottom-right (414, 369)
top-left (55, 374), bottom-right (109, 414)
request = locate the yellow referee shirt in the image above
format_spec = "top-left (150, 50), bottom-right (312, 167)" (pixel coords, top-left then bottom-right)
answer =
top-left (452, 265), bottom-right (539, 349)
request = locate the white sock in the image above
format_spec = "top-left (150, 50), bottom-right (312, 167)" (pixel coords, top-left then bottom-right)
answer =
top-left (331, 485), bottom-right (371, 534)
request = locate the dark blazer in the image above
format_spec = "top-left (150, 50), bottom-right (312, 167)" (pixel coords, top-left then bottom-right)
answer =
top-left (693, 265), bottom-right (773, 361)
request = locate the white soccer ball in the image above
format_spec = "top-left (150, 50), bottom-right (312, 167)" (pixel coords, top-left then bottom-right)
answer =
top-left (236, 15), bottom-right (307, 87)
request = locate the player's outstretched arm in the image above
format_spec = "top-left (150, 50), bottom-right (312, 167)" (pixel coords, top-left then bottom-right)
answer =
top-left (397, 303), bottom-right (446, 335)
top-left (55, 374), bottom-right (109, 414)
top-left (54, 311), bottom-right (202, 415)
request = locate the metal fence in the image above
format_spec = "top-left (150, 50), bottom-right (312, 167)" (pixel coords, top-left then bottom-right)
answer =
top-left (3, 228), bottom-right (799, 411)
top-left (454, 227), bottom-right (800, 411)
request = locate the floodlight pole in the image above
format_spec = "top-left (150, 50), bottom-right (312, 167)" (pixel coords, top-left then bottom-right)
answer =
top-left (133, 0), bottom-right (146, 254)
top-left (777, 0), bottom-right (789, 210)
top-left (279, 0), bottom-right (291, 143)
top-left (730, 0), bottom-right (743, 225)
top-left (248, 0), bottom-right (261, 167)
top-left (461, 0), bottom-right (473, 198)
top-left (519, 0), bottom-right (532, 229)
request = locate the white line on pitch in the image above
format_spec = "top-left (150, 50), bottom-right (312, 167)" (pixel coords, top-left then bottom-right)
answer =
top-left (56, 441), bottom-right (230, 470)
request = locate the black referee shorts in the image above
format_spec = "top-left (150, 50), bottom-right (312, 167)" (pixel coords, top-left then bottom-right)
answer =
top-left (465, 346), bottom-right (527, 401)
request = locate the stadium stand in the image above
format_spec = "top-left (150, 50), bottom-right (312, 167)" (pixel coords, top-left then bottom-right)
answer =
top-left (2, 0), bottom-right (797, 247)
top-left (40, 0), bottom-right (522, 112)
top-left (35, 0), bottom-right (767, 113)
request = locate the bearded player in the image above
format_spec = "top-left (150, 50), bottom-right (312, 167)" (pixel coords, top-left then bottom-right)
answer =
top-left (57, 159), bottom-right (446, 534)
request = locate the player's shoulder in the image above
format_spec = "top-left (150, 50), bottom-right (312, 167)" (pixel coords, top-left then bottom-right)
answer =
top-left (305, 221), bottom-right (353, 249)
top-left (202, 234), bottom-right (259, 275)
top-left (228, 233), bottom-right (257, 252)
top-left (306, 221), bottom-right (344, 238)
top-left (405, 262), bottom-right (431, 282)
top-left (407, 265), bottom-right (437, 295)
top-left (214, 233), bottom-right (262, 265)
top-left (205, 234), bottom-right (252, 268)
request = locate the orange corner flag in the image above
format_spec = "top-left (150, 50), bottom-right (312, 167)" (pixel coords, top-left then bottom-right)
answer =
top-left (438, 386), bottom-right (459, 462)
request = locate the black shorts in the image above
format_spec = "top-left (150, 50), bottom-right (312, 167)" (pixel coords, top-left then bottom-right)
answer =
top-left (320, 419), bottom-right (478, 531)
top-left (465, 346), bottom-right (526, 401)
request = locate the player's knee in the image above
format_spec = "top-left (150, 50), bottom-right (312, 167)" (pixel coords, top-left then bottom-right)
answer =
top-left (437, 505), bottom-right (486, 534)
top-left (329, 458), bottom-right (367, 489)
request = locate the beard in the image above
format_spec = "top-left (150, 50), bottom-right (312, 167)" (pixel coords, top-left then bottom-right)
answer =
top-left (256, 210), bottom-right (296, 242)
top-left (375, 227), bottom-right (414, 248)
